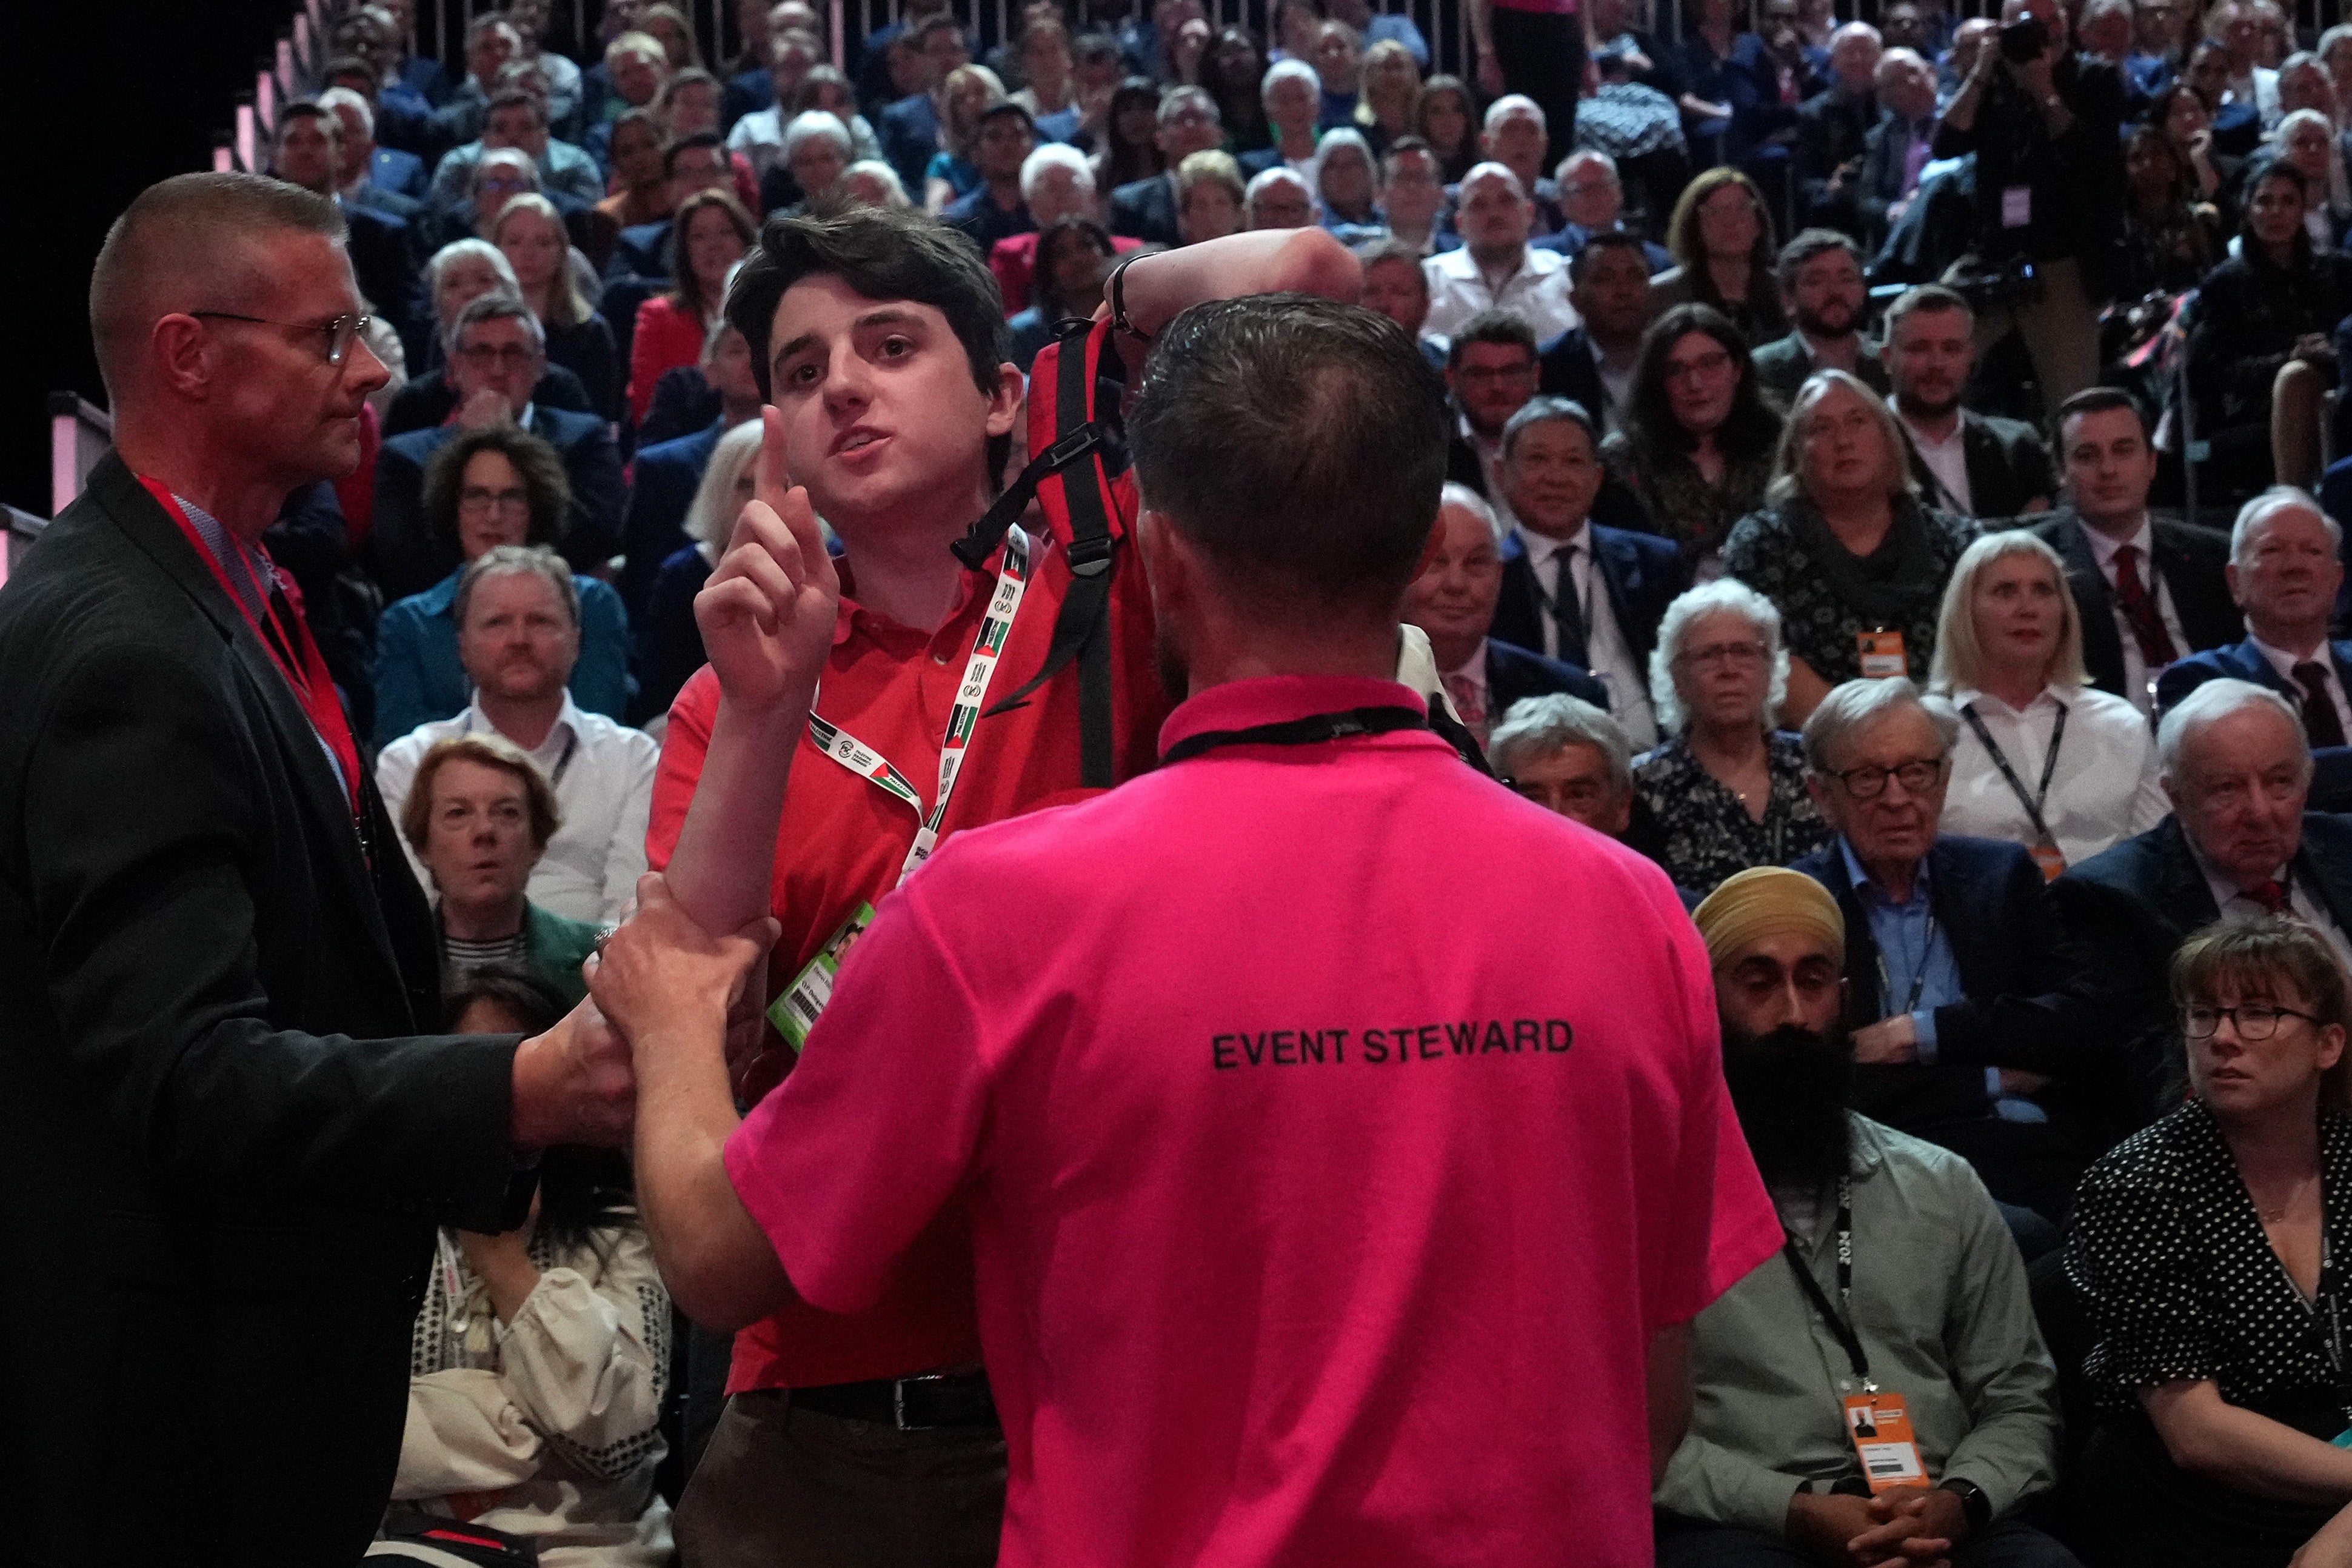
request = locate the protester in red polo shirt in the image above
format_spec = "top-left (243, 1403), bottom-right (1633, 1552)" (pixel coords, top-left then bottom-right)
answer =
top-left (603, 287), bottom-right (1782, 1565)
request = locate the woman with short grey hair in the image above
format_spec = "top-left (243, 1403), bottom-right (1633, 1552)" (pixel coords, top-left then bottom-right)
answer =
top-left (1632, 579), bottom-right (1832, 894)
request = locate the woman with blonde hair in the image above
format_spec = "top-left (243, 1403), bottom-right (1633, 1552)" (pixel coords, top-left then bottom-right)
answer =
top-left (635, 419), bottom-right (769, 726)
top-left (492, 194), bottom-right (618, 419)
top-left (1719, 368), bottom-right (1975, 724)
top-left (1929, 531), bottom-right (2167, 876)
top-left (924, 63), bottom-right (1009, 212)
top-left (1354, 38), bottom-right (1420, 151)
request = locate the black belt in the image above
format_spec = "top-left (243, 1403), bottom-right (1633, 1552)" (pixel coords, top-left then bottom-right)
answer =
top-left (787, 1370), bottom-right (998, 1430)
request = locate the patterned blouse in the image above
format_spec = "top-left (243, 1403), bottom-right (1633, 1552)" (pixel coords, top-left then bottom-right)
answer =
top-left (2068, 1100), bottom-right (2352, 1430)
top-left (1633, 730), bottom-right (1832, 895)
top-left (1599, 431), bottom-right (1777, 570)
top-left (1719, 498), bottom-right (1977, 687)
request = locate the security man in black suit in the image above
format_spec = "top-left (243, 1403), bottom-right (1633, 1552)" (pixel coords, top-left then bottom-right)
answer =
top-left (2031, 387), bottom-right (2239, 710)
top-left (0, 173), bottom-right (640, 1567)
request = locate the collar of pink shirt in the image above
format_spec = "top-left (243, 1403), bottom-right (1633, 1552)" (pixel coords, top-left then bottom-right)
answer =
top-left (1156, 674), bottom-right (1430, 760)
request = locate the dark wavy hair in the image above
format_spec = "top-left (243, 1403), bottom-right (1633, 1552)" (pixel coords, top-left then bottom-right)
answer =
top-left (1099, 76), bottom-right (1169, 188)
top-left (1625, 302), bottom-right (1784, 462)
top-left (1032, 215), bottom-right (1117, 316)
top-left (421, 424), bottom-right (573, 558)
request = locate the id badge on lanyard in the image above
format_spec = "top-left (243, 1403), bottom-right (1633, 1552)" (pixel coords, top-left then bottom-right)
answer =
top-left (1857, 629), bottom-right (1908, 680)
top-left (766, 525), bottom-right (1034, 1044)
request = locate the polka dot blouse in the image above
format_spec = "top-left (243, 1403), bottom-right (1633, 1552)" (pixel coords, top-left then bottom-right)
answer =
top-left (2066, 1099), bottom-right (2352, 1419)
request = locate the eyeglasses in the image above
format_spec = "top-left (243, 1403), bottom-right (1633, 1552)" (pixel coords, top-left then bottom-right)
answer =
top-left (1664, 349), bottom-right (1734, 382)
top-left (459, 485), bottom-right (532, 512)
top-left (189, 310), bottom-right (372, 367)
top-left (1827, 758), bottom-right (1945, 798)
top-left (2182, 1003), bottom-right (2318, 1040)
top-left (457, 342), bottom-right (542, 369)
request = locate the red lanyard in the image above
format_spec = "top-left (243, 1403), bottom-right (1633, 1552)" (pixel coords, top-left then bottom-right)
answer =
top-left (139, 476), bottom-right (364, 813)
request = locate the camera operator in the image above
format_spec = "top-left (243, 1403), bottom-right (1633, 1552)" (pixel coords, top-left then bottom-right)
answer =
top-left (1932, 0), bottom-right (2127, 409)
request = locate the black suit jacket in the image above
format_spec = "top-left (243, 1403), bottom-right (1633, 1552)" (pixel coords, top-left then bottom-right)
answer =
top-left (1535, 327), bottom-right (1614, 423)
top-left (0, 456), bottom-right (526, 1564)
top-left (2053, 814), bottom-right (2352, 1127)
top-left (1752, 332), bottom-right (1889, 405)
top-left (1491, 524), bottom-right (1685, 673)
top-left (1900, 409), bottom-right (2057, 521)
top-left (2031, 508), bottom-right (2239, 701)
top-left (1109, 172), bottom-right (1181, 248)
top-left (1486, 636), bottom-right (1608, 713)
top-left (1791, 835), bottom-right (2080, 1133)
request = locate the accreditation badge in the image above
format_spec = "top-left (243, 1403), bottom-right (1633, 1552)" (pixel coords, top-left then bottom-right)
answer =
top-left (2029, 838), bottom-right (2067, 882)
top-left (1857, 630), bottom-right (1908, 680)
top-left (1843, 1391), bottom-right (1928, 1493)
top-left (768, 902), bottom-right (877, 1052)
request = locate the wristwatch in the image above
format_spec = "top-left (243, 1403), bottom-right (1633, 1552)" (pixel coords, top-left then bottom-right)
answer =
top-left (1939, 1478), bottom-right (1992, 1533)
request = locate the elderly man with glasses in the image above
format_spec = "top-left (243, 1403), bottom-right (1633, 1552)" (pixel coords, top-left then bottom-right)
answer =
top-left (1789, 676), bottom-right (2086, 1219)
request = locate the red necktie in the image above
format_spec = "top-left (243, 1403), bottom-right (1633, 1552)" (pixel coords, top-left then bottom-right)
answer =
top-left (2294, 662), bottom-right (2348, 748)
top-left (1445, 672), bottom-right (1489, 741)
top-left (2111, 545), bottom-right (2179, 669)
top-left (2247, 879), bottom-right (2292, 915)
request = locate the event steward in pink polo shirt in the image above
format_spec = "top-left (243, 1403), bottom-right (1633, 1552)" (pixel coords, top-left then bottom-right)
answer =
top-left (592, 294), bottom-right (1781, 1567)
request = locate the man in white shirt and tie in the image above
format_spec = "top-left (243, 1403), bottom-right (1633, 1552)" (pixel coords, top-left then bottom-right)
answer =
top-left (1488, 398), bottom-right (1689, 750)
top-left (2032, 387), bottom-right (2240, 715)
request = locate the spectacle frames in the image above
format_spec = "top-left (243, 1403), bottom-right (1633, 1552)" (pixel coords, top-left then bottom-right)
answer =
top-left (457, 342), bottom-right (543, 370)
top-left (2182, 1003), bottom-right (2319, 1041)
top-left (1827, 758), bottom-right (1945, 799)
top-left (190, 310), bottom-right (372, 367)
top-left (459, 485), bottom-right (532, 513)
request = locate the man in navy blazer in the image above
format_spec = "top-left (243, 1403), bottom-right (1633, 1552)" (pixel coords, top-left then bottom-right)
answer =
top-left (370, 298), bottom-right (624, 598)
top-left (1109, 88), bottom-right (1228, 249)
top-left (1789, 678), bottom-right (2085, 1217)
top-left (1486, 398), bottom-right (1686, 747)
top-left (2154, 489), bottom-right (2352, 808)
top-left (1535, 232), bottom-right (1657, 436)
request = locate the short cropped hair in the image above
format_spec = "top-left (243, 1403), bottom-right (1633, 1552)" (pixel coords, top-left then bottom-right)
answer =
top-left (1483, 92), bottom-right (1545, 135)
top-left (1021, 141), bottom-right (1094, 201)
top-left (727, 205), bottom-right (1007, 404)
top-left (1649, 579), bottom-right (1791, 733)
top-left (89, 172), bottom-right (346, 400)
top-left (1354, 235), bottom-right (1431, 289)
top-left (1440, 479), bottom-right (1505, 543)
top-left (1500, 395), bottom-right (1599, 461)
top-left (783, 108), bottom-right (854, 163)
top-left (1445, 307), bottom-right (1537, 370)
top-left (1261, 58), bottom-right (1320, 106)
top-left (444, 289), bottom-right (547, 362)
top-left (1569, 229), bottom-right (1649, 285)
top-left (1801, 676), bottom-right (1959, 776)
top-left (2156, 678), bottom-right (2308, 781)
top-left (1176, 148), bottom-right (1245, 205)
top-left (1774, 227), bottom-right (1864, 291)
top-left (317, 85), bottom-right (375, 138)
top-left (421, 424), bottom-right (573, 556)
top-left (2231, 484), bottom-right (2343, 564)
top-left (400, 732), bottom-right (563, 857)
top-left (1129, 295), bottom-right (1448, 616)
top-left (2053, 384), bottom-right (2150, 448)
top-left (1488, 694), bottom-right (1630, 797)
top-left (1885, 281), bottom-right (1974, 336)
top-left (453, 542), bottom-right (580, 632)
top-left (1929, 531), bottom-right (2090, 694)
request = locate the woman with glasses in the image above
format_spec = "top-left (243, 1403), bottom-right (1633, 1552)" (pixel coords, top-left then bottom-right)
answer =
top-left (1632, 580), bottom-right (1831, 895)
top-left (1601, 302), bottom-right (1784, 574)
top-left (1929, 532), bottom-right (2167, 876)
top-left (624, 188), bottom-right (755, 426)
top-left (1720, 367), bottom-right (1976, 727)
top-left (371, 427), bottom-right (630, 745)
top-left (2066, 916), bottom-right (2352, 1568)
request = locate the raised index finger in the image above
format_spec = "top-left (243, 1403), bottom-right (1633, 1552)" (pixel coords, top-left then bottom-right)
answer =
top-left (757, 405), bottom-right (838, 598)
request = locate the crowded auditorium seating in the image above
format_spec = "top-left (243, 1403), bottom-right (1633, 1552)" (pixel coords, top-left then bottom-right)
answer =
top-left (38, 0), bottom-right (2352, 1561)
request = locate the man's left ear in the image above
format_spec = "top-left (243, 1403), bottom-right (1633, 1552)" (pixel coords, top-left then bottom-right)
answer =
top-left (985, 362), bottom-right (1024, 439)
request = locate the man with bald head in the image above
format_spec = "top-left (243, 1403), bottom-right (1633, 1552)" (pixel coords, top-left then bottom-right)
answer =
top-left (2056, 679), bottom-right (2352, 1128)
top-left (1423, 162), bottom-right (1579, 341)
top-left (0, 172), bottom-right (638, 1564)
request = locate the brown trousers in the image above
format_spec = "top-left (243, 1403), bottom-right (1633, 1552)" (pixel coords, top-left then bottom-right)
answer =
top-left (675, 1392), bottom-right (1007, 1568)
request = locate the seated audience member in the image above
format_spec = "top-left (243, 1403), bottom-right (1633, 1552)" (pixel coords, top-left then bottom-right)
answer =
top-left (396, 734), bottom-right (603, 999)
top-left (1311, 129), bottom-right (1384, 234)
top-left (374, 296), bottom-right (625, 600)
top-left (1412, 74), bottom-right (1480, 182)
top-left (838, 160), bottom-right (914, 209)
top-left (1172, 150), bottom-right (1248, 247)
top-left (1723, 370), bottom-right (1976, 721)
top-left (385, 241), bottom-right (596, 435)
top-left (1403, 482), bottom-right (1609, 747)
top-left (432, 13), bottom-right (525, 156)
top-left (2152, 77), bottom-right (2237, 206)
top-left (1357, 236), bottom-right (1435, 350)
top-left (378, 547), bottom-right (657, 926)
top-left (1352, 33), bottom-right (1423, 150)
top-left (989, 144), bottom-right (1128, 309)
top-left (1654, 867), bottom-right (2074, 1568)
top-left (2273, 107), bottom-right (2352, 255)
top-left (766, 110), bottom-right (855, 218)
top-left (625, 188), bottom-right (754, 425)
top-left (2054, 680), bottom-right (2352, 1130)
top-left (1092, 78), bottom-right (1168, 196)
top-left (1308, 19), bottom-right (1365, 128)
top-left (1243, 59), bottom-right (1322, 179)
top-left (1791, 678), bottom-right (2082, 1216)
top-left (2066, 916), bottom-right (2352, 1568)
top-left (321, 84), bottom-right (427, 212)
top-left (430, 88), bottom-right (604, 215)
top-left (1443, 311), bottom-right (1542, 512)
top-left (1489, 398), bottom-right (1685, 746)
top-left (1420, 162), bottom-right (1577, 342)
top-left (1882, 284), bottom-right (2056, 522)
top-left (787, 67), bottom-right (883, 168)
top-left (1856, 47), bottom-right (1942, 253)
top-left (1244, 167), bottom-right (1317, 230)
top-left (1652, 168), bottom-right (1789, 348)
top-left (1007, 16), bottom-right (1081, 138)
top-left (1468, 95), bottom-right (1566, 233)
top-left (1486, 695), bottom-right (1646, 844)
top-left (504, 0), bottom-right (584, 135)
top-left (660, 69), bottom-right (764, 214)
top-left (1537, 233), bottom-right (1656, 435)
top-left (1108, 85), bottom-right (1224, 246)
top-left (594, 32), bottom-right (673, 144)
top-left (1010, 217), bottom-right (1118, 367)
top-left (1377, 137), bottom-right (1449, 256)
top-left (2188, 159), bottom-right (2352, 493)
top-left (2033, 388), bottom-right (2240, 715)
top-left (2113, 125), bottom-right (2225, 302)
top-left (637, 420), bottom-right (765, 724)
top-left (1540, 152), bottom-right (1673, 274)
top-left (620, 322), bottom-right (763, 619)
top-left (604, 135), bottom-right (735, 287)
top-left (1200, 27), bottom-right (1271, 152)
top-left (1792, 21), bottom-right (1885, 236)
top-left (727, 28), bottom-right (823, 181)
top-left (943, 101), bottom-right (1040, 247)
top-left (373, 427), bottom-right (629, 745)
top-left (594, 108), bottom-right (673, 235)
top-left (1635, 581), bottom-right (1834, 895)
top-left (389, 969), bottom-right (670, 1566)
top-left (270, 101), bottom-right (422, 355)
top-left (1752, 230), bottom-right (1886, 405)
top-left (1602, 303), bottom-right (1785, 573)
top-left (492, 194), bottom-right (619, 420)
top-left (1929, 532), bottom-right (2168, 873)
top-left (2159, 490), bottom-right (2352, 751)
top-left (438, 147), bottom-right (547, 255)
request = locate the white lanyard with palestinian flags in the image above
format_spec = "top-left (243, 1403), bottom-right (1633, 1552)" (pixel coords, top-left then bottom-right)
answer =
top-left (768, 523), bottom-right (1034, 1049)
